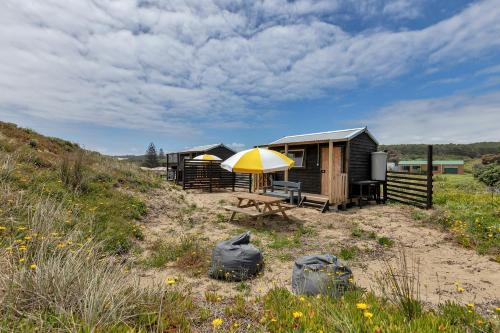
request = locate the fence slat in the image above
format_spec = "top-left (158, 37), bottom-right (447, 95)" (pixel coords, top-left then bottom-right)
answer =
top-left (387, 174), bottom-right (428, 182)
top-left (386, 179), bottom-right (428, 188)
top-left (387, 196), bottom-right (427, 209)
top-left (386, 188), bottom-right (428, 199)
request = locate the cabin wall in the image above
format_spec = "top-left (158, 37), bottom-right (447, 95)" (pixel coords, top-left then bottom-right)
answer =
top-left (348, 132), bottom-right (378, 185)
top-left (272, 143), bottom-right (345, 194)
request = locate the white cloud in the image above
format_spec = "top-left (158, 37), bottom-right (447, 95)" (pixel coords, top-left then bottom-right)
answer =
top-left (0, 0), bottom-right (499, 135)
top-left (383, 0), bottom-right (421, 19)
top-left (227, 142), bottom-right (246, 151)
top-left (366, 91), bottom-right (500, 144)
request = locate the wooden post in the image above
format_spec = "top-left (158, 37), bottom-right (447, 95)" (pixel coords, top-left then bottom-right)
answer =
top-left (232, 172), bottom-right (235, 192)
top-left (248, 174), bottom-right (252, 193)
top-left (328, 140), bottom-right (333, 203)
top-left (426, 145), bottom-right (433, 209)
top-left (383, 167), bottom-right (388, 204)
top-left (284, 144), bottom-right (289, 182)
top-left (182, 158), bottom-right (186, 190)
top-left (208, 161), bottom-right (213, 193)
top-left (166, 154), bottom-right (169, 180)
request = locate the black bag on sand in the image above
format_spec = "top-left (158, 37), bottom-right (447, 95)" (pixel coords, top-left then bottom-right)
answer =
top-left (292, 254), bottom-right (352, 297)
top-left (208, 232), bottom-right (264, 281)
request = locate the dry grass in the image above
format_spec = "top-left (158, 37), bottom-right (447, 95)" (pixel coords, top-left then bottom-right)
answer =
top-left (375, 247), bottom-right (422, 321)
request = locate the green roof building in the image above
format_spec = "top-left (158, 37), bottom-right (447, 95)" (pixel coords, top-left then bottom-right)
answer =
top-left (398, 160), bottom-right (464, 174)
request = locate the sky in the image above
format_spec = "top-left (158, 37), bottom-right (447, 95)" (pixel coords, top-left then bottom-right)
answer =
top-left (1, 0), bottom-right (500, 155)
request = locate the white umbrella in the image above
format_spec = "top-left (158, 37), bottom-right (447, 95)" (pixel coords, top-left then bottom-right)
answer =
top-left (193, 154), bottom-right (221, 161)
top-left (221, 148), bottom-right (294, 173)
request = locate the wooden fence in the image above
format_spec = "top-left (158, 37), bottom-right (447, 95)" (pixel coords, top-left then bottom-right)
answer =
top-left (385, 145), bottom-right (433, 209)
top-left (182, 160), bottom-right (252, 192)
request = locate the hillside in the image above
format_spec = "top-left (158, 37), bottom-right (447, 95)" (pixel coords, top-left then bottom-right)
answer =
top-left (0, 122), bottom-right (498, 332)
top-left (380, 142), bottom-right (500, 161)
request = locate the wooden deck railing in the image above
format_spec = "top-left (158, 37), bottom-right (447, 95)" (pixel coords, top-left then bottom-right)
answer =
top-left (331, 173), bottom-right (348, 204)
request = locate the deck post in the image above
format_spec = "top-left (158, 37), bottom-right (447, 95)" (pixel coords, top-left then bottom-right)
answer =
top-left (284, 144), bottom-right (289, 182)
top-left (328, 140), bottom-right (334, 203)
top-left (208, 161), bottom-right (213, 193)
top-left (426, 145), bottom-right (433, 209)
top-left (248, 174), bottom-right (252, 193)
top-left (182, 158), bottom-right (186, 190)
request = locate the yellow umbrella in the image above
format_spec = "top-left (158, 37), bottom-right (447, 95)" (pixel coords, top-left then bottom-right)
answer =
top-left (221, 148), bottom-right (294, 173)
top-left (193, 154), bottom-right (221, 161)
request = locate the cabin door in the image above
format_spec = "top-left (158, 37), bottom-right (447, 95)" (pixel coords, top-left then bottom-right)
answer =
top-left (320, 146), bottom-right (342, 196)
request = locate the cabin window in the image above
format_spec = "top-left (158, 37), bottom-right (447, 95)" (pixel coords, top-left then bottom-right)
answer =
top-left (432, 166), bottom-right (439, 171)
top-left (401, 165), bottom-right (410, 171)
top-left (286, 149), bottom-right (305, 168)
top-left (412, 165), bottom-right (421, 171)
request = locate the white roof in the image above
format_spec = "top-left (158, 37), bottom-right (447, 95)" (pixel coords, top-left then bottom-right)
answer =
top-left (268, 127), bottom-right (378, 145)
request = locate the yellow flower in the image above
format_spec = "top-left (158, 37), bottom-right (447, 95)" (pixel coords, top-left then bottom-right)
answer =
top-left (457, 287), bottom-right (465, 293)
top-left (363, 311), bottom-right (373, 319)
top-left (17, 226), bottom-right (27, 231)
top-left (19, 246), bottom-right (28, 252)
top-left (30, 264), bottom-right (37, 270)
top-left (212, 318), bottom-right (223, 327)
top-left (165, 277), bottom-right (176, 285)
top-left (24, 236), bottom-right (32, 241)
top-left (270, 318), bottom-right (277, 322)
top-left (292, 311), bottom-right (303, 319)
top-left (57, 243), bottom-right (66, 249)
top-left (356, 303), bottom-right (369, 310)
top-left (299, 296), bottom-right (306, 302)
top-left (233, 322), bottom-right (240, 328)
top-left (19, 258), bottom-right (25, 263)
top-left (495, 307), bottom-right (500, 312)
top-left (466, 303), bottom-right (474, 308)
top-left (0, 226), bottom-right (6, 231)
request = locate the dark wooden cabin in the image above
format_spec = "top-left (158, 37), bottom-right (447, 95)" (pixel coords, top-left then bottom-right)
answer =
top-left (262, 127), bottom-right (378, 205)
top-left (168, 143), bottom-right (236, 182)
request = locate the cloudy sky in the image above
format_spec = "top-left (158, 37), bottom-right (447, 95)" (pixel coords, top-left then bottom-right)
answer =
top-left (1, 0), bottom-right (499, 154)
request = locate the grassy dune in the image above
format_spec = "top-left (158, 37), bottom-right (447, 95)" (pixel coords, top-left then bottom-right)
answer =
top-left (431, 174), bottom-right (499, 257)
top-left (0, 122), bottom-right (498, 332)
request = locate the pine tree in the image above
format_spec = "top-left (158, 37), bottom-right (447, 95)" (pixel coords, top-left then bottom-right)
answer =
top-left (143, 142), bottom-right (159, 168)
top-left (159, 148), bottom-right (165, 159)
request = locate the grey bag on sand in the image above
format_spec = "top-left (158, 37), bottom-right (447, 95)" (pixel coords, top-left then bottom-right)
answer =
top-left (292, 254), bottom-right (352, 297)
top-left (208, 232), bottom-right (264, 281)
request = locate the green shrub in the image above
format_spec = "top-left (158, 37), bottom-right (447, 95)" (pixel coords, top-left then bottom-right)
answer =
top-left (474, 163), bottom-right (500, 188)
top-left (378, 236), bottom-right (394, 247)
top-left (338, 246), bottom-right (357, 260)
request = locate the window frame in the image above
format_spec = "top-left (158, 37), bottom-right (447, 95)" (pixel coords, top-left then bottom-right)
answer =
top-left (280, 149), bottom-right (306, 168)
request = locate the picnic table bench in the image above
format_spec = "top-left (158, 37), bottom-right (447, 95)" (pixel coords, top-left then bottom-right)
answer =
top-left (223, 192), bottom-right (295, 222)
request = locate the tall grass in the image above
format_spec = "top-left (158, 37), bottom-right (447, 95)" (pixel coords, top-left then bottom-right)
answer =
top-left (0, 189), bottom-right (196, 332)
top-left (376, 248), bottom-right (422, 321)
top-left (59, 152), bottom-right (87, 193)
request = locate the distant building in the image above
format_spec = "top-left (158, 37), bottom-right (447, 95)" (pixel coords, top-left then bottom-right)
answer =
top-left (398, 160), bottom-right (464, 174)
top-left (167, 143), bottom-right (236, 182)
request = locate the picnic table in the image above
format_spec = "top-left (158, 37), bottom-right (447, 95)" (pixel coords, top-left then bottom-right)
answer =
top-left (223, 192), bottom-right (295, 222)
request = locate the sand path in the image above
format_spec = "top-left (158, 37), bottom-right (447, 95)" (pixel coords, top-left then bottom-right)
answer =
top-left (134, 187), bottom-right (499, 314)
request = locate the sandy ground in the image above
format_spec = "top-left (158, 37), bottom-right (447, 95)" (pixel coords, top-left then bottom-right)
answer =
top-left (133, 186), bottom-right (499, 314)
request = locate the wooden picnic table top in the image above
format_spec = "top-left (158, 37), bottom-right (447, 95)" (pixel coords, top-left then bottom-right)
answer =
top-left (234, 192), bottom-right (284, 204)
